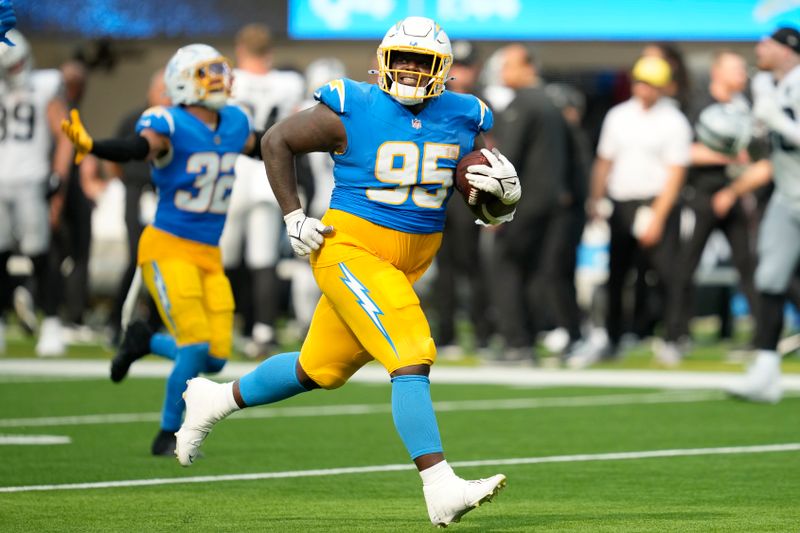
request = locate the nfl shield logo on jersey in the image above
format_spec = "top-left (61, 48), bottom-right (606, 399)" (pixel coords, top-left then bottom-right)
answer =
top-left (411, 118), bottom-right (422, 130)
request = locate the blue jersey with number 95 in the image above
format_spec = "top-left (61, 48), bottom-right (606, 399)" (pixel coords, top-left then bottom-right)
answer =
top-left (135, 105), bottom-right (251, 245)
top-left (314, 78), bottom-right (492, 234)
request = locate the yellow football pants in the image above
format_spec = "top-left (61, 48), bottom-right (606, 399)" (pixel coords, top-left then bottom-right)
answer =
top-left (138, 226), bottom-right (234, 358)
top-left (299, 210), bottom-right (442, 389)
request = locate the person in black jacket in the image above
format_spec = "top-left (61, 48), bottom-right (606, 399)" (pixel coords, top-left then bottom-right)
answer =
top-left (490, 44), bottom-right (572, 362)
top-left (431, 41), bottom-right (494, 358)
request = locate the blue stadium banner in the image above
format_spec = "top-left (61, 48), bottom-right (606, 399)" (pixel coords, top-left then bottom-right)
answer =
top-left (288, 0), bottom-right (800, 40)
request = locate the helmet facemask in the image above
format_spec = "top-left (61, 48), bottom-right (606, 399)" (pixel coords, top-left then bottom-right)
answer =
top-left (378, 48), bottom-right (450, 105)
top-left (165, 44), bottom-right (232, 110)
top-left (375, 17), bottom-right (453, 106)
top-left (192, 57), bottom-right (232, 110)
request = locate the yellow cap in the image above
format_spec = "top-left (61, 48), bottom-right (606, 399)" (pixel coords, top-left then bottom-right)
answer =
top-left (631, 56), bottom-right (672, 88)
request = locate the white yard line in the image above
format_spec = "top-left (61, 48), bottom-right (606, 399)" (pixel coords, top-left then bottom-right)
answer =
top-left (2, 358), bottom-right (800, 390)
top-left (0, 390), bottom-right (727, 428)
top-left (0, 443), bottom-right (797, 493)
top-left (0, 358), bottom-right (800, 391)
top-left (0, 435), bottom-right (71, 445)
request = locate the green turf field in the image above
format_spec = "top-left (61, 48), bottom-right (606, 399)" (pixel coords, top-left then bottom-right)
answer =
top-left (1, 372), bottom-right (799, 532)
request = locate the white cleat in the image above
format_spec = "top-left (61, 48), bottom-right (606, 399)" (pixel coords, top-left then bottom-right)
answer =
top-left (175, 378), bottom-right (235, 466)
top-left (726, 350), bottom-right (783, 404)
top-left (423, 474), bottom-right (507, 527)
top-left (35, 317), bottom-right (65, 357)
top-left (652, 340), bottom-right (682, 368)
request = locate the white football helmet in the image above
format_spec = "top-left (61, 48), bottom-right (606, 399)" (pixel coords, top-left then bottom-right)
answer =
top-left (696, 100), bottom-right (753, 156)
top-left (165, 44), bottom-right (232, 110)
top-left (0, 29), bottom-right (33, 89)
top-left (377, 16), bottom-right (452, 105)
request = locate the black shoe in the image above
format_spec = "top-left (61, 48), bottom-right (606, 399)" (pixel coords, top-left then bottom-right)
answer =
top-left (151, 429), bottom-right (177, 456)
top-left (110, 320), bottom-right (153, 383)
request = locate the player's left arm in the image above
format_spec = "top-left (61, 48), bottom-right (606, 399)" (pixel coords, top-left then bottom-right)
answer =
top-left (261, 103), bottom-right (344, 256)
top-left (465, 134), bottom-right (522, 225)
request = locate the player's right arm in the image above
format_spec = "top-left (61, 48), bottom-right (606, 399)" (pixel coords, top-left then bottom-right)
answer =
top-left (61, 109), bottom-right (170, 164)
top-left (260, 103), bottom-right (343, 256)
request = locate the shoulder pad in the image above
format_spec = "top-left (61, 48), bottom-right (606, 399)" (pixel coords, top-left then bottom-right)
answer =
top-left (136, 106), bottom-right (175, 137)
top-left (475, 97), bottom-right (493, 132)
top-left (32, 69), bottom-right (64, 101)
top-left (314, 78), bottom-right (356, 115)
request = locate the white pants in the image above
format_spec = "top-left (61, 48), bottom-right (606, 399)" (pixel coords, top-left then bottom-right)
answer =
top-left (755, 193), bottom-right (800, 294)
top-left (220, 156), bottom-right (282, 269)
top-left (0, 181), bottom-right (50, 256)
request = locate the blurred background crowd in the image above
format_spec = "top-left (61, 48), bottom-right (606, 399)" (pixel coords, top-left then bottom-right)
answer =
top-left (2, 0), bottom-right (799, 370)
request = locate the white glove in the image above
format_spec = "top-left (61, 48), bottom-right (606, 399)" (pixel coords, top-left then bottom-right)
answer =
top-left (283, 209), bottom-right (334, 258)
top-left (465, 148), bottom-right (522, 205)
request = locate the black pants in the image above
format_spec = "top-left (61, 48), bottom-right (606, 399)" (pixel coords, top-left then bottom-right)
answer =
top-left (606, 199), bottom-right (680, 345)
top-left (668, 191), bottom-right (757, 340)
top-left (433, 200), bottom-right (492, 347)
top-left (492, 209), bottom-right (557, 348)
top-left (536, 206), bottom-right (585, 341)
top-left (49, 170), bottom-right (92, 324)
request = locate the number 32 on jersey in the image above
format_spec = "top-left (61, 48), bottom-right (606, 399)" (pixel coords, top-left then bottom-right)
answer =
top-left (369, 141), bottom-right (459, 209)
top-left (175, 152), bottom-right (237, 214)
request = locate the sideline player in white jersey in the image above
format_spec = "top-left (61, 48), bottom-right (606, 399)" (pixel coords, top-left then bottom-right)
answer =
top-left (0, 29), bottom-right (72, 356)
top-left (727, 27), bottom-right (800, 403)
top-left (220, 23), bottom-right (305, 357)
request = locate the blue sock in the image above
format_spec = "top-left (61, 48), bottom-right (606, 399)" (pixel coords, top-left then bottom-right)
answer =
top-left (238, 351), bottom-right (308, 407)
top-left (161, 342), bottom-right (208, 431)
top-left (150, 333), bottom-right (177, 361)
top-left (391, 375), bottom-right (443, 460)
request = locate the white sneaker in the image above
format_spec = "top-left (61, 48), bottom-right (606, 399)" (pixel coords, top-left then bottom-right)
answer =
top-left (653, 339), bottom-right (682, 368)
top-left (423, 473), bottom-right (506, 527)
top-left (542, 328), bottom-right (570, 354)
top-left (175, 378), bottom-right (238, 466)
top-left (35, 316), bottom-right (65, 357)
top-left (726, 350), bottom-right (782, 404)
top-left (566, 328), bottom-right (611, 369)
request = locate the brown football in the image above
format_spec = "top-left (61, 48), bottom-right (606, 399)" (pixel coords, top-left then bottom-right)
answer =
top-left (455, 150), bottom-right (493, 206)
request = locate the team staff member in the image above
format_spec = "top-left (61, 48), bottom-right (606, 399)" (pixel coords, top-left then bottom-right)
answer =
top-left (572, 56), bottom-right (692, 368)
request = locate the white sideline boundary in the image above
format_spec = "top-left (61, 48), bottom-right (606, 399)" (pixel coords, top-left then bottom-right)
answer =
top-left (1, 443), bottom-right (797, 493)
top-left (0, 390), bottom-right (729, 428)
top-left (0, 435), bottom-right (71, 445)
top-left (3, 358), bottom-right (800, 390)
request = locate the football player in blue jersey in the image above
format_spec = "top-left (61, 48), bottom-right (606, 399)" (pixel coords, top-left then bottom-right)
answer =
top-left (175, 17), bottom-right (521, 526)
top-left (61, 44), bottom-right (258, 456)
